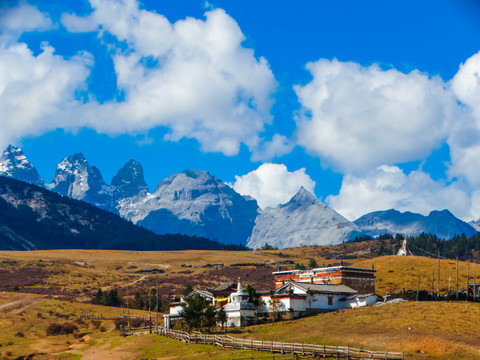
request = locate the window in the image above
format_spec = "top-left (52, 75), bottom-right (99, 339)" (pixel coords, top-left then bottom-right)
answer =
top-left (328, 296), bottom-right (333, 306)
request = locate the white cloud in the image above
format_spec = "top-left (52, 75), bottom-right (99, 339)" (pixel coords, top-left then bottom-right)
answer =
top-left (61, 0), bottom-right (277, 156)
top-left (327, 165), bottom-right (473, 221)
top-left (447, 51), bottom-right (480, 186)
top-left (231, 163), bottom-right (315, 208)
top-left (0, 5), bottom-right (92, 150)
top-left (451, 51), bottom-right (480, 120)
top-left (294, 59), bottom-right (456, 173)
top-left (0, 1), bottom-right (52, 36)
top-left (61, 13), bottom-right (98, 33)
top-left (251, 134), bottom-right (294, 161)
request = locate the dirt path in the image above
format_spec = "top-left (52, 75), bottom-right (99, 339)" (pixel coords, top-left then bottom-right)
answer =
top-left (128, 275), bottom-right (148, 286)
top-left (0, 295), bottom-right (37, 312)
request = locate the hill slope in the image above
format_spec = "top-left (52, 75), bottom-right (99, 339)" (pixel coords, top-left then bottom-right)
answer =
top-left (0, 176), bottom-right (221, 251)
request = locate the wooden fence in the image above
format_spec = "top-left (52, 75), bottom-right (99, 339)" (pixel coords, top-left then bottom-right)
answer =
top-left (150, 328), bottom-right (404, 360)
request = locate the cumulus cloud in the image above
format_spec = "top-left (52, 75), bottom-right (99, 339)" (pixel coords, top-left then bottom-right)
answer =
top-left (452, 51), bottom-right (480, 119)
top-left (0, 4), bottom-right (91, 150)
top-left (61, 0), bottom-right (277, 155)
top-left (294, 59), bottom-right (457, 173)
top-left (0, 1), bottom-right (52, 37)
top-left (250, 134), bottom-right (294, 161)
top-left (327, 165), bottom-right (473, 221)
top-left (231, 163), bottom-right (315, 208)
top-left (446, 51), bottom-right (480, 186)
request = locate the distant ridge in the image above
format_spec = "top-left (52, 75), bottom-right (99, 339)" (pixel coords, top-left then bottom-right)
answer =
top-left (354, 209), bottom-right (477, 239)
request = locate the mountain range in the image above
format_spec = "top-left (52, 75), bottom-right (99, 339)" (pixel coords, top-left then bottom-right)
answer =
top-left (354, 209), bottom-right (477, 239)
top-left (0, 144), bottom-right (477, 249)
top-left (0, 175), bottom-right (222, 251)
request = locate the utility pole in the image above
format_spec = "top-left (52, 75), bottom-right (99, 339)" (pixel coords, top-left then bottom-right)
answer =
top-left (431, 266), bottom-right (435, 300)
top-left (456, 257), bottom-right (459, 300)
top-left (474, 265), bottom-right (477, 302)
top-left (127, 287), bottom-right (131, 331)
top-left (437, 251), bottom-right (440, 297)
top-left (416, 274), bottom-right (421, 301)
top-left (467, 262), bottom-right (470, 301)
top-left (156, 276), bottom-right (159, 334)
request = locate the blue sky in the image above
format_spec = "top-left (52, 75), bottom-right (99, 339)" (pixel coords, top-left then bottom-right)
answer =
top-left (2, 0), bottom-right (480, 220)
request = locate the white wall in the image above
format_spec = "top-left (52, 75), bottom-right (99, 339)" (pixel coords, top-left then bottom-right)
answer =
top-left (347, 294), bottom-right (378, 308)
top-left (307, 293), bottom-right (348, 311)
top-left (169, 304), bottom-right (183, 315)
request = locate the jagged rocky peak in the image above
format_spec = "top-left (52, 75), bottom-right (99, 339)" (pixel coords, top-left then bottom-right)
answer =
top-left (118, 168), bottom-right (259, 245)
top-left (154, 169), bottom-right (226, 198)
top-left (469, 219), bottom-right (480, 232)
top-left (111, 159), bottom-right (148, 199)
top-left (51, 152), bottom-right (107, 204)
top-left (0, 145), bottom-right (44, 187)
top-left (288, 186), bottom-right (317, 204)
top-left (247, 188), bottom-right (367, 250)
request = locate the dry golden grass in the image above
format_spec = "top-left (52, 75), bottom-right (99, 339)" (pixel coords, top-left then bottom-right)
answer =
top-left (356, 255), bottom-right (478, 296)
top-left (1, 246), bottom-right (480, 359)
top-left (0, 292), bottom-right (270, 360)
top-left (238, 301), bottom-right (480, 359)
top-left (0, 247), bottom-right (370, 299)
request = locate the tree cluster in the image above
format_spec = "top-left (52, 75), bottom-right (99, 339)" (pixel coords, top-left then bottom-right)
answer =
top-left (92, 288), bottom-right (123, 307)
top-left (375, 232), bottom-right (480, 260)
top-left (132, 288), bottom-right (162, 311)
top-left (179, 294), bottom-right (226, 331)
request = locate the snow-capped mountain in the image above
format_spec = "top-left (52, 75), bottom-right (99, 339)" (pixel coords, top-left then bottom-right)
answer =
top-left (110, 159), bottom-right (148, 203)
top-left (354, 209), bottom-right (477, 239)
top-left (119, 169), bottom-right (259, 245)
top-left (0, 145), bottom-right (44, 187)
top-left (468, 219), bottom-right (480, 232)
top-left (0, 176), bottom-right (219, 251)
top-left (51, 153), bottom-right (112, 210)
top-left (247, 187), bottom-right (367, 250)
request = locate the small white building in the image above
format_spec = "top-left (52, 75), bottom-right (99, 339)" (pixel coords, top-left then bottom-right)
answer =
top-left (223, 278), bottom-right (257, 327)
top-left (258, 281), bottom-right (379, 318)
top-left (163, 300), bottom-right (183, 329)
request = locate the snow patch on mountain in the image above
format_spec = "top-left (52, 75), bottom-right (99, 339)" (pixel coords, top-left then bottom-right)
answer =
top-left (51, 153), bottom-right (112, 210)
top-left (119, 169), bottom-right (258, 244)
top-left (0, 145), bottom-right (45, 187)
top-left (111, 159), bottom-right (148, 203)
top-left (469, 219), bottom-right (480, 232)
top-left (247, 187), bottom-right (367, 249)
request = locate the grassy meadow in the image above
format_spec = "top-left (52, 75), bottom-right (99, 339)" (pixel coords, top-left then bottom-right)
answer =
top-left (0, 242), bottom-right (479, 359)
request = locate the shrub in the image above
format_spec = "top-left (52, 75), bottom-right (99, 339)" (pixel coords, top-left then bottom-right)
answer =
top-left (90, 319), bottom-right (101, 329)
top-left (46, 322), bottom-right (78, 336)
top-left (113, 316), bottom-right (144, 329)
